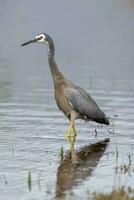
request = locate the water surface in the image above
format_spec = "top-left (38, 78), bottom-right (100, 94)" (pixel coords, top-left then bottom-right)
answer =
top-left (0, 0), bottom-right (134, 199)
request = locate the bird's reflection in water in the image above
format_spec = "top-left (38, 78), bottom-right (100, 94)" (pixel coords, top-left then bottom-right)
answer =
top-left (56, 137), bottom-right (110, 198)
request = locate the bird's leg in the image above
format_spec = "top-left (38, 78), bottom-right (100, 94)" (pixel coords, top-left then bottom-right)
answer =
top-left (66, 124), bottom-right (77, 147)
top-left (66, 135), bottom-right (73, 148)
top-left (67, 134), bottom-right (76, 149)
top-left (66, 123), bottom-right (73, 138)
top-left (72, 125), bottom-right (77, 137)
top-left (66, 111), bottom-right (77, 138)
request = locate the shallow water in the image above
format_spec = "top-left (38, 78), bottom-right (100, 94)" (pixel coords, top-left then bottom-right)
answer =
top-left (0, 0), bottom-right (134, 200)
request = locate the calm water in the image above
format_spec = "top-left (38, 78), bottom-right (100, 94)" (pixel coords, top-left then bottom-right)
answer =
top-left (0, 0), bottom-right (134, 199)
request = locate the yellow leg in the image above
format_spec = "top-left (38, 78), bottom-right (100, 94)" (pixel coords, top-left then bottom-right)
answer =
top-left (66, 125), bottom-right (73, 148)
top-left (66, 136), bottom-right (72, 147)
top-left (73, 125), bottom-right (77, 137)
top-left (67, 133), bottom-right (77, 149)
top-left (72, 133), bottom-right (77, 145)
top-left (66, 124), bottom-right (72, 138)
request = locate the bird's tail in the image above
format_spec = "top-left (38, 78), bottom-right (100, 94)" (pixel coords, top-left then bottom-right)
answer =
top-left (103, 117), bottom-right (109, 125)
top-left (95, 116), bottom-right (109, 125)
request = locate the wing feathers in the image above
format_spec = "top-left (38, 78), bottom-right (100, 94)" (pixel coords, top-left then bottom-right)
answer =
top-left (66, 88), bottom-right (109, 125)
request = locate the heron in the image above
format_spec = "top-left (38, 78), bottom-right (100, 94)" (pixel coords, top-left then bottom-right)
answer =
top-left (21, 33), bottom-right (109, 138)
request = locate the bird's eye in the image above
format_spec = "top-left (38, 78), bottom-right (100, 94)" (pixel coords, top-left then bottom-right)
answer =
top-left (39, 36), bottom-right (43, 40)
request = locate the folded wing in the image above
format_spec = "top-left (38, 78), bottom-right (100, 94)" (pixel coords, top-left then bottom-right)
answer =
top-left (66, 86), bottom-right (109, 125)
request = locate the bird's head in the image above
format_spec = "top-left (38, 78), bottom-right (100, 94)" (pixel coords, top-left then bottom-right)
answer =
top-left (21, 33), bottom-right (51, 46)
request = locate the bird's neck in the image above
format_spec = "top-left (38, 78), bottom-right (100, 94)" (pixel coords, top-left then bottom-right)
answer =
top-left (47, 40), bottom-right (65, 85)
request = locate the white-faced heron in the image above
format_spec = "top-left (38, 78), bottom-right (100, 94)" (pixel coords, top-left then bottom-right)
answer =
top-left (21, 33), bottom-right (109, 138)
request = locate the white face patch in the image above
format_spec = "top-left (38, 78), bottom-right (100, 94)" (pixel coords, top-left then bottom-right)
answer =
top-left (35, 33), bottom-right (46, 43)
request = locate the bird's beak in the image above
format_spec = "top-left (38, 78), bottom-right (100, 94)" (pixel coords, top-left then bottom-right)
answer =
top-left (21, 38), bottom-right (39, 46)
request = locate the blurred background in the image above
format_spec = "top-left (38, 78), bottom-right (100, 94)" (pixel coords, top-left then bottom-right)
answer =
top-left (0, 0), bottom-right (134, 199)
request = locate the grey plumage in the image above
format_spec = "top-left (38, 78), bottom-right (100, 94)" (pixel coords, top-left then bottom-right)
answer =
top-left (21, 33), bottom-right (109, 138)
top-left (66, 84), bottom-right (109, 125)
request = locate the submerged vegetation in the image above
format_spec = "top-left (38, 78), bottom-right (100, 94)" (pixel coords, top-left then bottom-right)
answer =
top-left (66, 186), bottom-right (134, 200)
top-left (91, 187), bottom-right (134, 200)
top-left (28, 171), bottom-right (32, 191)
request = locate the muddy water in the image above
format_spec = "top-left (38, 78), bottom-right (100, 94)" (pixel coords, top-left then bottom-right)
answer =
top-left (0, 0), bottom-right (134, 200)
